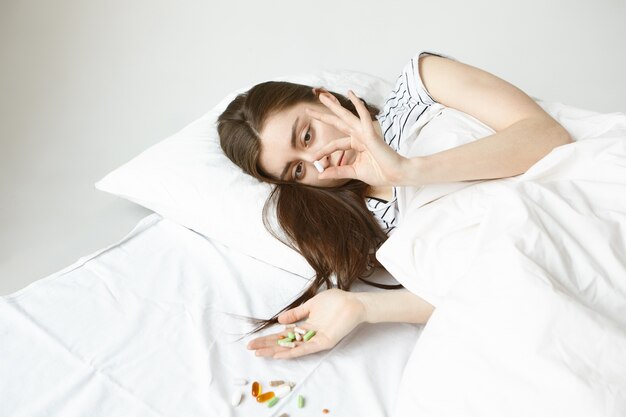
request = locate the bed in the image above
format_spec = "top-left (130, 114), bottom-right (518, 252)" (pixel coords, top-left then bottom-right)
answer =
top-left (2, 60), bottom-right (626, 417)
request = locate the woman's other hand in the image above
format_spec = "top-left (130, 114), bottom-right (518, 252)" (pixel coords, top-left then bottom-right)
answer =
top-left (307, 91), bottom-right (415, 187)
top-left (246, 289), bottom-right (366, 359)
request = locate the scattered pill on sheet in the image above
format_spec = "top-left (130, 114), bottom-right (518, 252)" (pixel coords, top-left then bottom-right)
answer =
top-left (298, 394), bottom-right (305, 408)
top-left (267, 397), bottom-right (279, 407)
top-left (230, 390), bottom-right (243, 407)
top-left (269, 380), bottom-right (285, 387)
top-left (232, 377), bottom-right (247, 386)
top-left (251, 381), bottom-right (261, 397)
top-left (323, 408), bottom-right (330, 414)
top-left (274, 383), bottom-right (291, 398)
top-left (256, 391), bottom-right (275, 403)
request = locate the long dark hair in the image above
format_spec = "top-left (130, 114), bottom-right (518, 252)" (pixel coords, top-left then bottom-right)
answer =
top-left (217, 81), bottom-right (402, 335)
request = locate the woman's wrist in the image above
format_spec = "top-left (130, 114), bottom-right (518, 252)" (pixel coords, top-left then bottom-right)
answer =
top-left (353, 290), bottom-right (435, 324)
top-left (396, 155), bottom-right (430, 187)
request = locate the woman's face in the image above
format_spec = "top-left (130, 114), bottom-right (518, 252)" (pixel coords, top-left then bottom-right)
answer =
top-left (258, 101), bottom-right (354, 187)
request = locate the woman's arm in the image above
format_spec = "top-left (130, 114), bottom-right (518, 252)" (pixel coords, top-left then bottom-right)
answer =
top-left (246, 288), bottom-right (434, 359)
top-left (355, 289), bottom-right (434, 324)
top-left (398, 54), bottom-right (572, 186)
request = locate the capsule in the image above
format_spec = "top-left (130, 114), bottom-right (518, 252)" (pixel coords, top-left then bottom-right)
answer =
top-left (303, 330), bottom-right (316, 341)
top-left (287, 332), bottom-right (296, 341)
top-left (230, 390), bottom-right (243, 407)
top-left (313, 160), bottom-right (325, 173)
top-left (294, 327), bottom-right (307, 335)
top-left (297, 395), bottom-right (305, 408)
top-left (251, 381), bottom-right (261, 397)
top-left (295, 332), bottom-right (303, 341)
top-left (267, 397), bottom-right (279, 407)
top-left (256, 391), bottom-right (275, 403)
top-left (232, 377), bottom-right (247, 386)
top-left (323, 409), bottom-right (330, 414)
top-left (277, 339), bottom-right (296, 348)
top-left (274, 383), bottom-right (291, 398)
top-left (269, 380), bottom-right (285, 387)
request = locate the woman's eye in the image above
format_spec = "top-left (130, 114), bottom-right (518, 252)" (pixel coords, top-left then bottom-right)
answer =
top-left (303, 129), bottom-right (312, 146)
top-left (294, 162), bottom-right (304, 180)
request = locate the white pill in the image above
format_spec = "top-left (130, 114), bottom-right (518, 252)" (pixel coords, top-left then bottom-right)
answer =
top-left (232, 377), bottom-right (247, 386)
top-left (295, 332), bottom-right (302, 342)
top-left (231, 390), bottom-right (243, 407)
top-left (294, 327), bottom-right (307, 335)
top-left (275, 383), bottom-right (292, 398)
top-left (313, 160), bottom-right (325, 173)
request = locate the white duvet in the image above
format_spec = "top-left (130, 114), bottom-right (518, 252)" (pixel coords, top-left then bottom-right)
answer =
top-left (377, 102), bottom-right (626, 416)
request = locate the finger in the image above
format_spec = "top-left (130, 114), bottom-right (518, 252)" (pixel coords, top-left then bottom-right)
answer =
top-left (273, 339), bottom-right (323, 359)
top-left (318, 93), bottom-right (361, 131)
top-left (318, 165), bottom-right (358, 181)
top-left (247, 332), bottom-right (285, 350)
top-left (254, 342), bottom-right (302, 357)
top-left (306, 108), bottom-right (352, 134)
top-left (347, 90), bottom-right (375, 133)
top-left (309, 137), bottom-right (353, 163)
top-left (277, 303), bottom-right (310, 324)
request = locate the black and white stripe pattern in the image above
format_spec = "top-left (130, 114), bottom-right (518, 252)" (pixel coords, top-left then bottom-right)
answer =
top-left (365, 187), bottom-right (398, 235)
top-left (365, 50), bottom-right (456, 235)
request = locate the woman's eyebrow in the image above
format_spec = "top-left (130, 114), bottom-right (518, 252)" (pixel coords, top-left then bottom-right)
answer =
top-left (279, 116), bottom-right (300, 180)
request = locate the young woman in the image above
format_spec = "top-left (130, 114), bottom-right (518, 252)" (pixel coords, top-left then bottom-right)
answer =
top-left (217, 51), bottom-right (572, 360)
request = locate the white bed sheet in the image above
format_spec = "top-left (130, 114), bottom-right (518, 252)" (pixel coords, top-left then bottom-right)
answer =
top-left (0, 213), bottom-right (421, 417)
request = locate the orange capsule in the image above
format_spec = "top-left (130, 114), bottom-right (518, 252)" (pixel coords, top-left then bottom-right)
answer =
top-left (251, 381), bottom-right (261, 397)
top-left (322, 409), bottom-right (330, 414)
top-left (256, 391), bottom-right (275, 403)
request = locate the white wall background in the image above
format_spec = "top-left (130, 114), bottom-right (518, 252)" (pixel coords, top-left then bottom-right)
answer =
top-left (1, 0), bottom-right (625, 295)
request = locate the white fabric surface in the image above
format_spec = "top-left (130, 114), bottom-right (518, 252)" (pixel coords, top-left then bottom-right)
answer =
top-left (0, 214), bottom-right (420, 417)
top-left (377, 101), bottom-right (626, 416)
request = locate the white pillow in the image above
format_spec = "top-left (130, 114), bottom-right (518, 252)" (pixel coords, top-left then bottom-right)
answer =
top-left (95, 70), bottom-right (394, 277)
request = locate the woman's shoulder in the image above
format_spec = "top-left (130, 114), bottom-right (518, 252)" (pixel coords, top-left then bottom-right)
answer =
top-left (376, 50), bottom-right (456, 152)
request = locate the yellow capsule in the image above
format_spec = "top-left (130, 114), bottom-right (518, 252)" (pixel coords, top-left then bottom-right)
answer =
top-left (256, 391), bottom-right (275, 403)
top-left (251, 381), bottom-right (261, 397)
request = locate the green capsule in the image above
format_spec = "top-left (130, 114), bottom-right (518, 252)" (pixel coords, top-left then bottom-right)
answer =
top-left (267, 397), bottom-right (279, 407)
top-left (287, 332), bottom-right (296, 341)
top-left (303, 330), bottom-right (316, 341)
top-left (297, 394), bottom-right (305, 408)
top-left (277, 339), bottom-right (296, 348)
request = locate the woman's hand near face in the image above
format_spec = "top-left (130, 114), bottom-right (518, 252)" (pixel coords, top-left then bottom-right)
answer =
top-left (246, 289), bottom-right (366, 360)
top-left (307, 91), bottom-right (416, 187)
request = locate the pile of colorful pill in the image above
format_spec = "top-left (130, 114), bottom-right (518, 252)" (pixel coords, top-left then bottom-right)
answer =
top-left (230, 377), bottom-right (304, 411)
top-left (277, 325), bottom-right (316, 348)
top-left (231, 377), bottom-right (331, 415)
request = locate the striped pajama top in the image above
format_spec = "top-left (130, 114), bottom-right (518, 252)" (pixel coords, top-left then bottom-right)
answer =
top-left (366, 50), bottom-right (456, 235)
